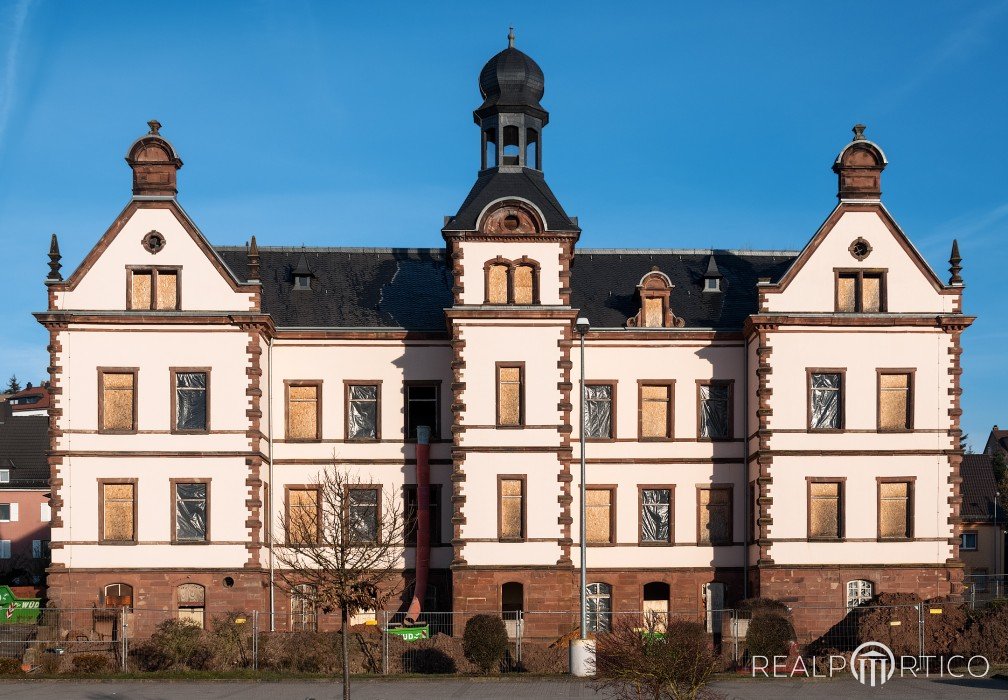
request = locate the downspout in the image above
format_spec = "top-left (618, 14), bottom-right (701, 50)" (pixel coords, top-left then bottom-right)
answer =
top-left (406, 425), bottom-right (431, 624)
top-left (267, 336), bottom-right (275, 630)
top-left (742, 332), bottom-right (750, 600)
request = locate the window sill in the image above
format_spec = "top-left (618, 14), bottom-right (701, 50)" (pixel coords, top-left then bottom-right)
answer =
top-left (876, 429), bottom-right (914, 434)
top-left (98, 430), bottom-right (138, 436)
top-left (806, 429), bottom-right (845, 434)
top-left (171, 429), bottom-right (210, 435)
top-left (807, 537), bottom-right (845, 542)
top-left (495, 425), bottom-right (525, 430)
top-left (877, 537), bottom-right (914, 542)
top-left (172, 540), bottom-right (210, 545)
top-left (639, 437), bottom-right (675, 442)
top-left (286, 438), bottom-right (323, 443)
top-left (638, 541), bottom-right (674, 547)
top-left (346, 437), bottom-right (381, 443)
top-left (98, 541), bottom-right (138, 546)
top-left (697, 436), bottom-right (734, 442)
top-left (497, 538), bottom-right (526, 543)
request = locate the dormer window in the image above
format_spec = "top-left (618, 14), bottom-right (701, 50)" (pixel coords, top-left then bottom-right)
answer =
top-left (702, 255), bottom-right (722, 293)
top-left (292, 251), bottom-right (314, 291)
top-left (627, 269), bottom-right (685, 328)
top-left (294, 274), bottom-right (312, 290)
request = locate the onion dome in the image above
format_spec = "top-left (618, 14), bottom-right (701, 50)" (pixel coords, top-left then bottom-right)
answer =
top-left (475, 28), bottom-right (547, 123)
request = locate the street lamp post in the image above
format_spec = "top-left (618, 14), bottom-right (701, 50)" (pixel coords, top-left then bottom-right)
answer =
top-left (570, 316), bottom-right (592, 676)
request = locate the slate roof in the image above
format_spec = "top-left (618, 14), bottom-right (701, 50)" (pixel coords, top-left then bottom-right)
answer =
top-left (443, 168), bottom-right (578, 232)
top-left (984, 427), bottom-right (1008, 457)
top-left (0, 412), bottom-right (49, 489)
top-left (215, 245), bottom-right (798, 331)
top-left (960, 454), bottom-right (1002, 522)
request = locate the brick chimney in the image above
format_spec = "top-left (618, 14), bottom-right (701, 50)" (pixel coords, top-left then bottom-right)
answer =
top-left (125, 120), bottom-right (183, 197)
top-left (832, 124), bottom-right (887, 201)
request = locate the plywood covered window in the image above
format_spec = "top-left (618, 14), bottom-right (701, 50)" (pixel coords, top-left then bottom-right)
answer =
top-left (878, 480), bottom-right (912, 539)
top-left (640, 488), bottom-right (672, 543)
top-left (586, 487), bottom-right (615, 544)
top-left (173, 370), bottom-right (208, 432)
top-left (836, 270), bottom-right (885, 312)
top-left (346, 383), bottom-right (379, 440)
top-left (698, 381), bottom-right (731, 439)
top-left (697, 487), bottom-right (731, 545)
top-left (347, 487), bottom-right (379, 544)
top-left (585, 384), bottom-right (613, 439)
top-left (808, 480), bottom-right (843, 540)
top-left (287, 487), bottom-right (319, 545)
top-left (99, 370), bottom-right (137, 432)
top-left (878, 371), bottom-right (913, 430)
top-left (639, 383), bottom-right (673, 439)
top-left (498, 477), bottom-right (525, 540)
top-left (101, 481), bottom-right (136, 543)
top-left (513, 264), bottom-right (535, 304)
top-left (809, 372), bottom-right (843, 430)
top-left (129, 268), bottom-right (180, 310)
top-left (487, 263), bottom-right (509, 303)
top-left (286, 382), bottom-right (321, 441)
top-left (497, 364), bottom-right (524, 427)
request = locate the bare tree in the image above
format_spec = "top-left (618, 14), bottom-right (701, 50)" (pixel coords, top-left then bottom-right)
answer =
top-left (274, 466), bottom-right (405, 700)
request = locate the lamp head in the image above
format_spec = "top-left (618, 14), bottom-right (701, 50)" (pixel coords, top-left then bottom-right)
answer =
top-left (575, 317), bottom-right (590, 335)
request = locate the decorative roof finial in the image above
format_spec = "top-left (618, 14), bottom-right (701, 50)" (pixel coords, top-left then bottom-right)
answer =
top-left (852, 123), bottom-right (866, 141)
top-left (247, 235), bottom-right (260, 281)
top-left (147, 119), bottom-right (162, 135)
top-left (47, 233), bottom-right (62, 281)
top-left (508, 26), bottom-right (515, 48)
top-left (949, 239), bottom-right (963, 285)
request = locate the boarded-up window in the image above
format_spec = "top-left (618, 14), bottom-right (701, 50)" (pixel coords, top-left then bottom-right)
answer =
top-left (287, 383), bottom-right (320, 440)
top-left (157, 270), bottom-right (178, 309)
top-left (513, 264), bottom-right (535, 304)
top-left (879, 481), bottom-right (911, 539)
top-left (640, 384), bottom-right (671, 438)
top-left (347, 384), bottom-right (379, 440)
top-left (130, 271), bottom-right (152, 310)
top-left (497, 365), bottom-right (522, 427)
top-left (862, 274), bottom-right (881, 312)
top-left (698, 487), bottom-right (731, 545)
top-left (348, 487), bottom-right (379, 543)
top-left (129, 269), bottom-right (179, 310)
top-left (287, 488), bottom-right (319, 545)
top-left (640, 489), bottom-right (671, 543)
top-left (102, 483), bottom-right (135, 542)
top-left (809, 481), bottom-right (842, 539)
top-left (101, 371), bottom-right (136, 432)
top-left (585, 384), bottom-right (613, 439)
top-left (175, 482), bottom-right (207, 542)
top-left (499, 478), bottom-right (524, 539)
top-left (643, 297), bottom-right (664, 327)
top-left (810, 373), bottom-right (842, 430)
top-left (488, 264), bottom-right (509, 303)
top-left (699, 382), bottom-right (730, 438)
top-left (836, 271), bottom-right (885, 312)
top-left (836, 273), bottom-right (856, 312)
top-left (586, 488), bottom-right (613, 544)
top-left (174, 371), bottom-right (207, 431)
top-left (879, 372), bottom-right (911, 430)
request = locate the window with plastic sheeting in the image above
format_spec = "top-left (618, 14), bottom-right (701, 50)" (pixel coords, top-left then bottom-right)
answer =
top-left (128, 268), bottom-right (180, 310)
top-left (101, 481), bottom-right (136, 543)
top-left (286, 382), bottom-right (321, 441)
top-left (878, 480), bottom-right (912, 539)
top-left (698, 487), bottom-right (732, 545)
top-left (100, 370), bottom-right (136, 432)
top-left (809, 372), bottom-right (843, 430)
top-left (584, 384), bottom-right (613, 439)
top-left (174, 482), bottom-right (208, 542)
top-left (586, 583), bottom-right (612, 632)
top-left (286, 487), bottom-right (319, 545)
top-left (487, 263), bottom-right (509, 303)
top-left (348, 487), bottom-right (379, 544)
top-left (497, 364), bottom-right (523, 427)
top-left (404, 485), bottom-right (441, 545)
top-left (291, 584), bottom-right (318, 631)
top-left (639, 383), bottom-right (672, 439)
top-left (177, 583), bottom-right (205, 629)
top-left (808, 480), bottom-right (842, 540)
top-left (498, 477), bottom-right (525, 540)
top-left (347, 383), bottom-right (379, 440)
top-left (513, 264), bottom-right (536, 304)
top-left (846, 579), bottom-right (873, 611)
top-left (878, 372), bottom-right (912, 430)
top-left (586, 487), bottom-right (614, 544)
top-left (835, 270), bottom-right (885, 312)
top-left (405, 382), bottom-right (439, 439)
top-left (698, 381), bottom-right (731, 439)
top-left (173, 371), bottom-right (208, 432)
top-left (640, 488), bottom-right (672, 543)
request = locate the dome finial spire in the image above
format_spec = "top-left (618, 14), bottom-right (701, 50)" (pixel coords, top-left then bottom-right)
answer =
top-left (508, 26), bottom-right (515, 48)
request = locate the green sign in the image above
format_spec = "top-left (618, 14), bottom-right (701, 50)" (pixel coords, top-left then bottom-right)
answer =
top-left (386, 624), bottom-right (429, 642)
top-left (0, 586), bottom-right (41, 623)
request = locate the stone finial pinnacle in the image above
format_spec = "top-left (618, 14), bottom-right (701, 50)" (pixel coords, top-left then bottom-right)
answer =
top-left (949, 238), bottom-right (963, 285)
top-left (47, 233), bottom-right (62, 281)
top-left (852, 123), bottom-right (866, 141)
top-left (147, 120), bottom-right (161, 135)
top-left (247, 235), bottom-right (261, 281)
top-left (508, 26), bottom-right (515, 48)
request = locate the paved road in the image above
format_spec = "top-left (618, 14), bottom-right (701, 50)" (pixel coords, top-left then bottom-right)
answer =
top-left (0, 676), bottom-right (1006, 699)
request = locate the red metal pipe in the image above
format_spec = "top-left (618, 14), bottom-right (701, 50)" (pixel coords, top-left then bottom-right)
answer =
top-left (406, 425), bottom-right (431, 624)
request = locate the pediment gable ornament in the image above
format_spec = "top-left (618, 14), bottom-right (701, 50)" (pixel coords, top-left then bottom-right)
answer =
top-left (626, 268), bottom-right (685, 328)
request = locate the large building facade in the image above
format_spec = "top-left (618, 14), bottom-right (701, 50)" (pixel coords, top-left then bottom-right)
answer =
top-left (37, 39), bottom-right (972, 629)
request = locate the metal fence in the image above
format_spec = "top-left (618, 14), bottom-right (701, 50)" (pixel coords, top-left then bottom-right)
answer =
top-left (0, 601), bottom-right (1001, 674)
top-left (965, 573), bottom-right (1008, 606)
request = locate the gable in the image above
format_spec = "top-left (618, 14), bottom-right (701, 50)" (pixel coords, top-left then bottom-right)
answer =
top-left (764, 203), bottom-right (958, 314)
top-left (53, 200), bottom-right (256, 312)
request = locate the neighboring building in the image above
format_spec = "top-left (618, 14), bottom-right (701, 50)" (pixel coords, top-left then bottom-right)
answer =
top-left (5, 383), bottom-right (52, 416)
top-left (0, 402), bottom-right (51, 583)
top-left (959, 454), bottom-right (1005, 595)
top-left (983, 426), bottom-right (1008, 458)
top-left (36, 36), bottom-right (973, 632)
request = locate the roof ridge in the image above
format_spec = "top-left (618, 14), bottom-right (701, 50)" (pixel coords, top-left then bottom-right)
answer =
top-left (577, 248), bottom-right (800, 256)
top-left (214, 246), bottom-right (445, 254)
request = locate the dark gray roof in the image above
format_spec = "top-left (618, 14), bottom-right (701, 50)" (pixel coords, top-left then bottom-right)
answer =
top-left (443, 168), bottom-right (578, 232)
top-left (216, 245), bottom-right (796, 331)
top-left (476, 45), bottom-right (547, 121)
top-left (961, 454), bottom-right (1002, 522)
top-left (0, 414), bottom-right (49, 489)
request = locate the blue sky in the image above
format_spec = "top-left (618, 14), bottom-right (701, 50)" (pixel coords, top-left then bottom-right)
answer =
top-left (0, 1), bottom-right (1006, 448)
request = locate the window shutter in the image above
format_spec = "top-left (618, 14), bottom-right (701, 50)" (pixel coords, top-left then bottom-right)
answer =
top-left (10, 503), bottom-right (18, 522)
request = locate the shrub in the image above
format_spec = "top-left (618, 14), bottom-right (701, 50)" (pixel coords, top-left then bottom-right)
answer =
top-left (132, 618), bottom-right (215, 671)
top-left (71, 653), bottom-right (111, 674)
top-left (408, 645), bottom-right (458, 674)
top-left (737, 597), bottom-right (790, 620)
top-left (207, 611), bottom-right (254, 669)
top-left (745, 613), bottom-right (794, 660)
top-left (462, 614), bottom-right (508, 674)
top-left (594, 617), bottom-right (717, 700)
top-left (0, 657), bottom-right (23, 676)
